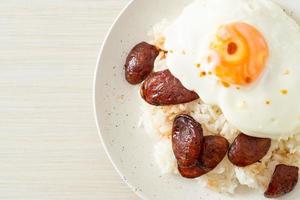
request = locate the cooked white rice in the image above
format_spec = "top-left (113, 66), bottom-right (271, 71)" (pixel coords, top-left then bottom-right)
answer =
top-left (139, 20), bottom-right (300, 194)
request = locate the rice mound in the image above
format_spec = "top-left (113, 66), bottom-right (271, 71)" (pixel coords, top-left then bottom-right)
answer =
top-left (139, 21), bottom-right (300, 194)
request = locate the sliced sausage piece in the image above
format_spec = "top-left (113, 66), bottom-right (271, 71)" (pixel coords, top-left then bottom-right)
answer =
top-left (265, 164), bottom-right (299, 198)
top-left (125, 42), bottom-right (159, 84)
top-left (228, 133), bottom-right (271, 167)
top-left (141, 70), bottom-right (199, 106)
top-left (178, 163), bottom-right (207, 179)
top-left (177, 135), bottom-right (229, 179)
top-left (199, 136), bottom-right (229, 170)
top-left (172, 115), bottom-right (203, 167)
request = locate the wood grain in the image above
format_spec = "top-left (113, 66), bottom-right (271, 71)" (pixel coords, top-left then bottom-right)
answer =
top-left (0, 0), bottom-right (138, 199)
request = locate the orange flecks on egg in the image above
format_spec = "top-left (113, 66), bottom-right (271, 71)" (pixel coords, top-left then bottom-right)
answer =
top-left (210, 22), bottom-right (269, 85)
top-left (281, 89), bottom-right (288, 95)
top-left (200, 71), bottom-right (207, 77)
top-left (207, 55), bottom-right (213, 63)
top-left (195, 63), bottom-right (201, 68)
top-left (221, 81), bottom-right (230, 88)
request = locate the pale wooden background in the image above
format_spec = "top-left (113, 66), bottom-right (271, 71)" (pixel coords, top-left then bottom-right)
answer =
top-left (0, 0), bottom-right (138, 199)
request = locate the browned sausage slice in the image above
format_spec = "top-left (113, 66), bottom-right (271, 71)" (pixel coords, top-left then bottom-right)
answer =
top-left (177, 135), bottom-right (229, 179)
top-left (228, 133), bottom-right (271, 167)
top-left (178, 163), bottom-right (207, 179)
top-left (125, 42), bottom-right (159, 84)
top-left (172, 115), bottom-right (203, 167)
top-left (265, 164), bottom-right (299, 198)
top-left (199, 136), bottom-right (229, 170)
top-left (141, 70), bottom-right (199, 106)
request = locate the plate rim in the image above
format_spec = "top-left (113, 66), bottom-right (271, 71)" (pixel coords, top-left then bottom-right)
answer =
top-left (93, 0), bottom-right (145, 199)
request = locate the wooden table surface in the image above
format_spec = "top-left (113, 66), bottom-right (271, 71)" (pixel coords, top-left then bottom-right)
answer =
top-left (0, 0), bottom-right (138, 199)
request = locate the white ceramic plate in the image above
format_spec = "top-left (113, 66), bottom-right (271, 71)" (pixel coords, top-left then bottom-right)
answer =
top-left (94, 0), bottom-right (300, 199)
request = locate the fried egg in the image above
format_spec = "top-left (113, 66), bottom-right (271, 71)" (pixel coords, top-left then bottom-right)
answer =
top-left (164, 0), bottom-right (300, 138)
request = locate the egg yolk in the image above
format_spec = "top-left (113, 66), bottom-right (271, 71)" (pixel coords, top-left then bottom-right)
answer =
top-left (210, 22), bottom-right (269, 85)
